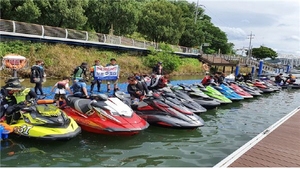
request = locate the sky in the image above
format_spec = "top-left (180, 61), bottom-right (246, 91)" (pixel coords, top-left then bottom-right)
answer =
top-left (187, 0), bottom-right (300, 58)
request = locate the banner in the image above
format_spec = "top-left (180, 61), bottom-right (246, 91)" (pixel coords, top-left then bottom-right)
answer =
top-left (94, 65), bottom-right (119, 80)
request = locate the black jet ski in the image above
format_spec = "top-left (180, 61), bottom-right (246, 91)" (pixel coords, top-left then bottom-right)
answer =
top-left (176, 84), bottom-right (220, 109)
top-left (115, 91), bottom-right (204, 129)
top-left (158, 87), bottom-right (207, 114)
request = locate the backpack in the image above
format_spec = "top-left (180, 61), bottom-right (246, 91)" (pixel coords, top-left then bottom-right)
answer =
top-left (30, 66), bottom-right (41, 83)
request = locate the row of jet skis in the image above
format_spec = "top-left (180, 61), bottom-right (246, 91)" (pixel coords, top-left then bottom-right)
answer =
top-left (1, 77), bottom-right (298, 141)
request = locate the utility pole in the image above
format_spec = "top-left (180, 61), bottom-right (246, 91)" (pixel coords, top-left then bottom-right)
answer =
top-left (248, 31), bottom-right (255, 58)
top-left (194, 0), bottom-right (205, 24)
top-left (194, 0), bottom-right (199, 24)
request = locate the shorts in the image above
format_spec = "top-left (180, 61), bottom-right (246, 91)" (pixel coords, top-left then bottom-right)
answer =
top-left (54, 94), bottom-right (67, 101)
top-left (105, 79), bottom-right (118, 85)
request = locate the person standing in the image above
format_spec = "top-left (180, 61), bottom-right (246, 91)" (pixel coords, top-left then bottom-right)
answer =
top-left (30, 60), bottom-right (45, 95)
top-left (72, 62), bottom-right (88, 82)
top-left (105, 58), bottom-right (120, 93)
top-left (90, 60), bottom-right (102, 93)
top-left (152, 61), bottom-right (163, 75)
top-left (202, 62), bottom-right (210, 74)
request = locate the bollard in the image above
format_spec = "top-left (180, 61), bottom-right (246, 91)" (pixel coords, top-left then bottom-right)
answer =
top-left (251, 66), bottom-right (255, 75)
top-left (286, 65), bottom-right (291, 73)
top-left (0, 125), bottom-right (4, 140)
top-left (235, 65), bottom-right (240, 76)
top-left (258, 60), bottom-right (263, 77)
top-left (2, 130), bottom-right (9, 140)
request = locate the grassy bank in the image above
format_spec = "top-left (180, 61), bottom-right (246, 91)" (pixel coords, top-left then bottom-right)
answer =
top-left (0, 41), bottom-right (205, 79)
top-left (0, 41), bottom-right (252, 81)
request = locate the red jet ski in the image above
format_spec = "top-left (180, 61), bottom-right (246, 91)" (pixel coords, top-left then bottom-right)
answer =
top-left (252, 81), bottom-right (274, 93)
top-left (228, 82), bottom-right (253, 99)
top-left (62, 94), bottom-right (149, 136)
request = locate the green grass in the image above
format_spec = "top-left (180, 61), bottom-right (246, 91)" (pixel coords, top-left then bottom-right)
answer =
top-left (0, 41), bottom-right (203, 79)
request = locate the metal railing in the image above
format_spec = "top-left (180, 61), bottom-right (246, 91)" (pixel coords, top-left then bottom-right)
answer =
top-left (0, 19), bottom-right (200, 54)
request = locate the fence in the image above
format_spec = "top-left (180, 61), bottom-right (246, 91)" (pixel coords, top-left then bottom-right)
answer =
top-left (0, 19), bottom-right (200, 54)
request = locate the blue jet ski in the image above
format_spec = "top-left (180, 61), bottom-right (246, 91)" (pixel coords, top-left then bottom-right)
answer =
top-left (213, 83), bottom-right (244, 101)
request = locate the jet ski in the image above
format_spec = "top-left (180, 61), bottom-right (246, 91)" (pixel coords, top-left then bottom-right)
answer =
top-left (236, 82), bottom-right (262, 96)
top-left (196, 83), bottom-right (232, 104)
top-left (5, 99), bottom-right (81, 140)
top-left (277, 83), bottom-right (300, 89)
top-left (115, 91), bottom-right (204, 129)
top-left (255, 79), bottom-right (281, 91)
top-left (250, 81), bottom-right (275, 93)
top-left (227, 82), bottom-right (253, 99)
top-left (158, 87), bottom-right (207, 114)
top-left (176, 84), bottom-right (220, 109)
top-left (212, 83), bottom-right (244, 101)
top-left (63, 94), bottom-right (149, 136)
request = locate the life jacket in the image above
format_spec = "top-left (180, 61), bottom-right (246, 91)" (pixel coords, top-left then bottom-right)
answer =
top-left (57, 81), bottom-right (67, 89)
top-left (73, 66), bottom-right (85, 79)
top-left (201, 76), bottom-right (211, 85)
top-left (12, 88), bottom-right (31, 104)
top-left (30, 65), bottom-right (41, 83)
top-left (158, 76), bottom-right (168, 88)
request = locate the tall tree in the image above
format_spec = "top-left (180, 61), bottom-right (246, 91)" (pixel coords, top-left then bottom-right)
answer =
top-left (85, 0), bottom-right (140, 36)
top-left (35, 0), bottom-right (88, 29)
top-left (251, 46), bottom-right (278, 59)
top-left (201, 21), bottom-right (230, 54)
top-left (0, 0), bottom-right (41, 23)
top-left (138, 0), bottom-right (185, 44)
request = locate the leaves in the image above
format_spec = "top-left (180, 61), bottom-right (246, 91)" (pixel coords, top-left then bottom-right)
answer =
top-left (251, 46), bottom-right (278, 60)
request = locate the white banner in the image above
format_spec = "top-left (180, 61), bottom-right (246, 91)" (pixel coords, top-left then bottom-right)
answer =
top-left (94, 65), bottom-right (119, 80)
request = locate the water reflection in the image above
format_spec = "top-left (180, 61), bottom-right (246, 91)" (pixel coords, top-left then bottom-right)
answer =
top-left (1, 79), bottom-right (300, 167)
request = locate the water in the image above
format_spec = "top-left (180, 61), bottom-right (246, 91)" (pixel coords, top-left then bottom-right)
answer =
top-left (1, 76), bottom-right (300, 167)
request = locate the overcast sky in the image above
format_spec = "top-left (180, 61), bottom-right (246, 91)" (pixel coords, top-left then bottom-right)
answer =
top-left (187, 0), bottom-right (300, 57)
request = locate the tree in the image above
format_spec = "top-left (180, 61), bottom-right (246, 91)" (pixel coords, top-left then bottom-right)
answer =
top-left (35, 0), bottom-right (88, 29)
top-left (201, 21), bottom-right (230, 54)
top-left (251, 46), bottom-right (278, 60)
top-left (85, 0), bottom-right (140, 36)
top-left (0, 0), bottom-right (41, 23)
top-left (175, 1), bottom-right (205, 47)
top-left (138, 0), bottom-right (185, 44)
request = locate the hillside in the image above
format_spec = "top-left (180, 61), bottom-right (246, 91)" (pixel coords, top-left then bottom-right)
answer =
top-left (0, 41), bottom-right (203, 79)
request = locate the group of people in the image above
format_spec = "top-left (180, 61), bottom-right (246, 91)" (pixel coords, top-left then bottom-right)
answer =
top-left (275, 73), bottom-right (296, 85)
top-left (201, 72), bottom-right (226, 86)
top-left (201, 71), bottom-right (254, 86)
top-left (50, 60), bottom-right (167, 106)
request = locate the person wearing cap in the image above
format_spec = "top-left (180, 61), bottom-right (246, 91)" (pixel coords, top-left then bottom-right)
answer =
top-left (152, 61), bottom-right (163, 75)
top-left (90, 60), bottom-right (103, 93)
top-left (72, 62), bottom-right (88, 82)
top-left (0, 78), bottom-right (37, 124)
top-left (275, 73), bottom-right (284, 84)
top-left (105, 58), bottom-right (120, 93)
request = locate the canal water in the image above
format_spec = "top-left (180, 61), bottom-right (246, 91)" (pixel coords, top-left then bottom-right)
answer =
top-left (1, 76), bottom-right (300, 167)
